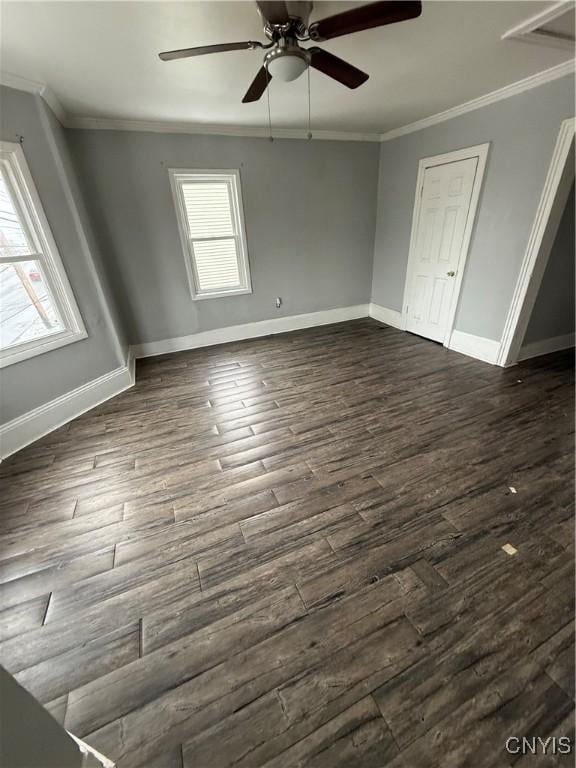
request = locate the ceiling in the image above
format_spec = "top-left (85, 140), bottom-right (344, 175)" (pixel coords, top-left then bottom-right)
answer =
top-left (1, 1), bottom-right (574, 135)
top-left (541, 6), bottom-right (575, 37)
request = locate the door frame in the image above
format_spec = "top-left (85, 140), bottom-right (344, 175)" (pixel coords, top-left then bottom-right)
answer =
top-left (497, 117), bottom-right (575, 366)
top-left (400, 142), bottom-right (490, 348)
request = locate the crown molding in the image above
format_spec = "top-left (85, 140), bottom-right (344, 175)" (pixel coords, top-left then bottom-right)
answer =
top-left (379, 58), bottom-right (575, 142)
top-left (3, 58), bottom-right (574, 144)
top-left (0, 71), bottom-right (68, 124)
top-left (38, 86), bottom-right (67, 125)
top-left (502, 1), bottom-right (575, 52)
top-left (62, 115), bottom-right (380, 142)
top-left (0, 70), bottom-right (374, 140)
top-left (0, 71), bottom-right (45, 95)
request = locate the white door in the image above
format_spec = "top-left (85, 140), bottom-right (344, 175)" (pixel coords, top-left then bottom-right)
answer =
top-left (405, 157), bottom-right (478, 343)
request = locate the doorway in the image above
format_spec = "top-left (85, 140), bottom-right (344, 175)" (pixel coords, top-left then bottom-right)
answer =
top-left (401, 143), bottom-right (490, 346)
top-left (498, 117), bottom-right (575, 366)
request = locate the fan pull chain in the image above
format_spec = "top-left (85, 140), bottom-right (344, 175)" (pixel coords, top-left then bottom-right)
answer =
top-left (307, 66), bottom-right (312, 141)
top-left (266, 67), bottom-right (273, 142)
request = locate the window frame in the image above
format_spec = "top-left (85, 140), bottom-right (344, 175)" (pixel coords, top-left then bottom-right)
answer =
top-left (168, 168), bottom-right (252, 300)
top-left (0, 141), bottom-right (87, 369)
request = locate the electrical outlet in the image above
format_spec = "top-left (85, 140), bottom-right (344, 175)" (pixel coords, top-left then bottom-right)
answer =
top-left (275, 297), bottom-right (282, 308)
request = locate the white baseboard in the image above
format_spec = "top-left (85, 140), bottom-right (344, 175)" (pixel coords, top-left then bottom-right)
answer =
top-left (368, 305), bottom-right (506, 367)
top-left (518, 332), bottom-right (575, 361)
top-left (130, 304), bottom-right (369, 358)
top-left (448, 330), bottom-right (501, 365)
top-left (0, 355), bottom-right (135, 460)
top-left (69, 733), bottom-right (115, 767)
top-left (368, 303), bottom-right (404, 329)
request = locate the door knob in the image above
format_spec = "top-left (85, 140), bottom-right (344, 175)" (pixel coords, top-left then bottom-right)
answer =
top-left (447, 271), bottom-right (456, 277)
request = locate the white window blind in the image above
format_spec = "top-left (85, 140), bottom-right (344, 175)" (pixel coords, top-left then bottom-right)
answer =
top-left (0, 141), bottom-right (86, 368)
top-left (170, 171), bottom-right (251, 299)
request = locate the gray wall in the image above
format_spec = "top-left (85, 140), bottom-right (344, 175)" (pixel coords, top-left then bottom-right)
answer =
top-left (0, 86), bottom-right (127, 424)
top-left (44, 102), bottom-right (128, 364)
top-left (372, 74), bottom-right (575, 341)
top-left (0, 666), bottom-right (83, 768)
top-left (67, 130), bottom-right (379, 345)
top-left (523, 183), bottom-right (575, 346)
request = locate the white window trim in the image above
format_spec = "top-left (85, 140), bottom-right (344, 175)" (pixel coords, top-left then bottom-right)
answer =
top-left (168, 168), bottom-right (252, 300)
top-left (0, 141), bottom-right (87, 368)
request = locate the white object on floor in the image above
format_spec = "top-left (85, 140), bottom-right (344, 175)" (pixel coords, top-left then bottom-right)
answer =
top-left (68, 734), bottom-right (115, 768)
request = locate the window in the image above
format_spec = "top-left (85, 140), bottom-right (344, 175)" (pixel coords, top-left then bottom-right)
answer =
top-left (0, 142), bottom-right (86, 368)
top-left (169, 169), bottom-right (252, 300)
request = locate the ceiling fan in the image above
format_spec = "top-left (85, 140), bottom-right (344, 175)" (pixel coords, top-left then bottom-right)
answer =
top-left (159, 1), bottom-right (422, 103)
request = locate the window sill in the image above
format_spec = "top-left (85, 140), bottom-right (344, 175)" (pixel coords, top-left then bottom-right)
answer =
top-left (0, 328), bottom-right (88, 369)
top-left (191, 287), bottom-right (253, 301)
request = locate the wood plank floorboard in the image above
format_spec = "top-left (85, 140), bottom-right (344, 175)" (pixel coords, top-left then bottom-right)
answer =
top-left (0, 319), bottom-right (573, 767)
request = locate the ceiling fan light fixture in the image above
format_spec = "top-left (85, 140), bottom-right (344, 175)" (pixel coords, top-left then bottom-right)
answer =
top-left (264, 48), bottom-right (308, 81)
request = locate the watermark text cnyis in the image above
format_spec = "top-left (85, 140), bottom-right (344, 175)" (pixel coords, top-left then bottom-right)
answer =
top-left (505, 737), bottom-right (573, 756)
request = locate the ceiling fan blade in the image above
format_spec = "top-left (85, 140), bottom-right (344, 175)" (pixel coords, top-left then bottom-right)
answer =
top-left (159, 41), bottom-right (260, 61)
top-left (308, 1), bottom-right (421, 41)
top-left (256, 1), bottom-right (291, 25)
top-left (308, 47), bottom-right (368, 89)
top-left (242, 67), bottom-right (272, 103)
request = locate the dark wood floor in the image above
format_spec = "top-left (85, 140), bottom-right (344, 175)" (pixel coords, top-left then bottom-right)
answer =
top-left (0, 319), bottom-right (574, 768)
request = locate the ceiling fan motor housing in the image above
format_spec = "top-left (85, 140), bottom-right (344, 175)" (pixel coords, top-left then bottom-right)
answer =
top-left (261, 0), bottom-right (313, 38)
